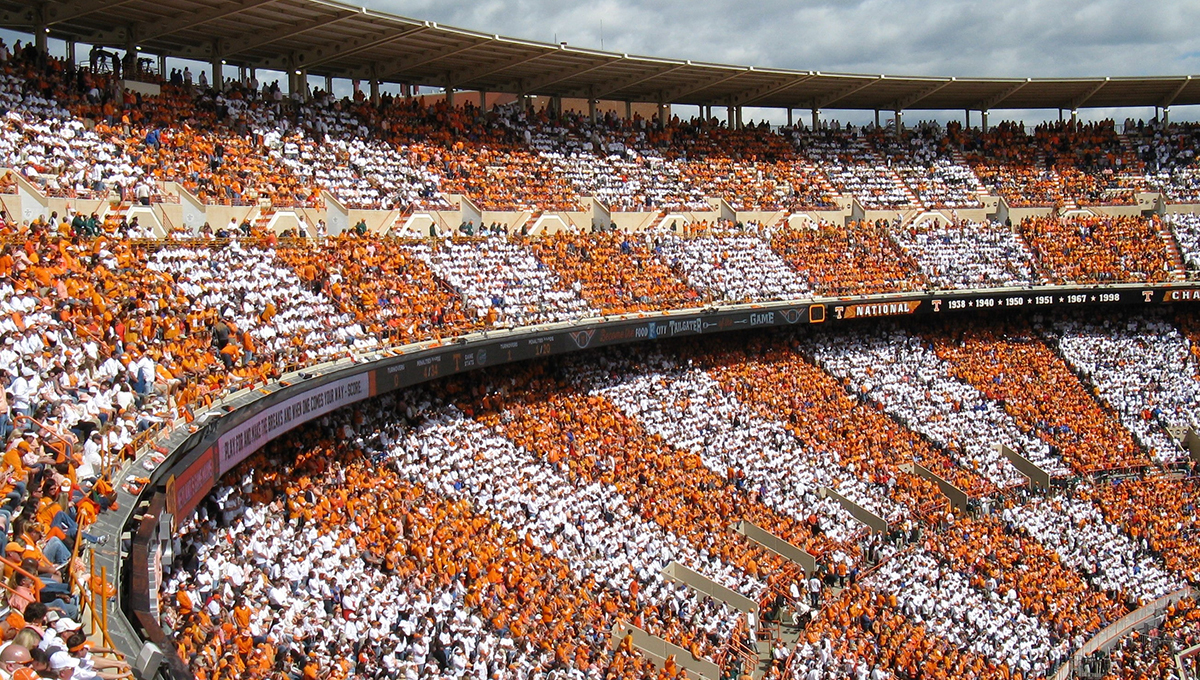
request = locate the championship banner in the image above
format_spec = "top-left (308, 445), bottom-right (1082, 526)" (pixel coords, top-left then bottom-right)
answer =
top-left (837, 300), bottom-right (922, 320)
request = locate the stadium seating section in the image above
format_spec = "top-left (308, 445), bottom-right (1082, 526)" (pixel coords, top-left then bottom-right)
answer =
top-left (2, 49), bottom-right (1200, 215)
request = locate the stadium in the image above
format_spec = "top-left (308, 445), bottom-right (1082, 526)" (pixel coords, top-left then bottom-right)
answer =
top-left (0, 1), bottom-right (1198, 679)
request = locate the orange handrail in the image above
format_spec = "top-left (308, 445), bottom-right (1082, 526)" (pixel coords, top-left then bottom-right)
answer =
top-left (0, 553), bottom-right (45, 597)
top-left (12, 414), bottom-right (73, 461)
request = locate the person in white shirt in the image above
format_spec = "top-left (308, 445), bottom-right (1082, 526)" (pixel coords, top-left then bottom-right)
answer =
top-left (77, 432), bottom-right (103, 484)
top-left (9, 366), bottom-right (34, 416)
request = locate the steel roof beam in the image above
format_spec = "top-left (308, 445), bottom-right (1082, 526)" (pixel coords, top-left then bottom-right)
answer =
top-left (258, 24), bottom-right (430, 72)
top-left (1161, 76), bottom-right (1192, 108)
top-left (658, 68), bottom-right (752, 104)
top-left (579, 63), bottom-right (688, 100)
top-left (893, 78), bottom-right (955, 110)
top-left (732, 73), bottom-right (816, 107)
top-left (369, 37), bottom-right (497, 81)
top-left (135, 0), bottom-right (280, 43)
top-left (498, 55), bottom-right (622, 95)
top-left (446, 50), bottom-right (554, 89)
top-left (220, 9), bottom-right (359, 58)
top-left (814, 76), bottom-right (884, 109)
top-left (975, 79), bottom-right (1031, 111)
top-left (1070, 78), bottom-right (1109, 109)
top-left (44, 0), bottom-right (141, 25)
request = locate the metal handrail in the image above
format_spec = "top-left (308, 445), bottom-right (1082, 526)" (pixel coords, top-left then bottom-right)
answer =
top-left (12, 415), bottom-right (73, 461)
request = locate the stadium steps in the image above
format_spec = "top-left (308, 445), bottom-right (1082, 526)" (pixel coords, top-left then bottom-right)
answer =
top-left (1118, 133), bottom-right (1140, 157)
top-left (1158, 220), bottom-right (1189, 279)
top-left (947, 150), bottom-right (991, 197)
top-left (253, 208), bottom-right (275, 233)
top-left (748, 619), bottom-right (805, 679)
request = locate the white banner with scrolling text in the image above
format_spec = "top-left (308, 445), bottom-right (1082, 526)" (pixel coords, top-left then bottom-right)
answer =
top-left (217, 373), bottom-right (369, 474)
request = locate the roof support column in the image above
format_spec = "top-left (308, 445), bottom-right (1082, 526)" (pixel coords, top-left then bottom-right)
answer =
top-left (212, 56), bottom-right (223, 92)
top-left (625, 101), bottom-right (632, 121)
top-left (894, 109), bottom-right (902, 133)
top-left (964, 109), bottom-right (970, 128)
top-left (369, 78), bottom-right (379, 104)
top-left (1071, 108), bottom-right (1078, 125)
top-left (158, 54), bottom-right (166, 79)
top-left (479, 89), bottom-right (488, 111)
top-left (727, 106), bottom-right (735, 128)
top-left (445, 79), bottom-right (455, 108)
top-left (786, 108), bottom-right (792, 127)
top-left (552, 95), bottom-right (562, 117)
top-left (657, 96), bottom-right (666, 129)
top-left (735, 106), bottom-right (743, 130)
top-left (66, 41), bottom-right (75, 67)
top-left (811, 108), bottom-right (819, 131)
top-left (981, 110), bottom-right (989, 132)
top-left (33, 7), bottom-right (47, 56)
top-left (126, 35), bottom-right (138, 79)
top-left (874, 109), bottom-right (880, 128)
top-left (588, 97), bottom-right (597, 123)
top-left (1164, 107), bottom-right (1170, 125)
top-left (325, 74), bottom-right (333, 96)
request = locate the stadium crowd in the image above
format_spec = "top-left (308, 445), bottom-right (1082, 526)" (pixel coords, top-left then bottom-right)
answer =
top-left (154, 332), bottom-right (1200, 680)
top-left (13, 43), bottom-right (1200, 216)
top-left (6, 35), bottom-right (1200, 680)
top-left (1046, 313), bottom-right (1199, 464)
top-left (889, 217), bottom-right (1038, 290)
top-left (769, 220), bottom-right (926, 297)
top-left (803, 324), bottom-right (1068, 488)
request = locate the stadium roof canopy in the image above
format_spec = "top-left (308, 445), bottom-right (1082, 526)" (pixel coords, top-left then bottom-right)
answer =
top-left (5, 0), bottom-right (1200, 112)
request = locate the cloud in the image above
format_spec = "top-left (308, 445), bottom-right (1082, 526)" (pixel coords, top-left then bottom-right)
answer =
top-left (365, 0), bottom-right (1200, 78)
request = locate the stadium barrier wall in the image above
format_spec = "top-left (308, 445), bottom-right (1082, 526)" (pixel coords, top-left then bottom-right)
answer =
top-left (822, 487), bottom-right (888, 533)
top-left (996, 443), bottom-right (1054, 489)
top-left (117, 280), bottom-right (1200, 679)
top-left (1177, 642), bottom-right (1200, 680)
top-left (908, 462), bottom-right (969, 512)
top-left (733, 520), bottom-right (818, 575)
top-left (1051, 587), bottom-right (1194, 680)
top-left (609, 622), bottom-right (721, 680)
top-left (661, 561), bottom-right (758, 614)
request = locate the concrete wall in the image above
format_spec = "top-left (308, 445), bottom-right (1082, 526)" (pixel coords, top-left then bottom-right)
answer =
top-left (1090, 203), bottom-right (1149, 217)
top-left (349, 209), bottom-right (401, 235)
top-left (1007, 206), bottom-right (1058, 224)
top-left (610, 623), bottom-right (720, 680)
top-left (733, 209), bottom-right (787, 227)
top-left (609, 211), bottom-right (662, 232)
top-left (322, 191), bottom-right (350, 235)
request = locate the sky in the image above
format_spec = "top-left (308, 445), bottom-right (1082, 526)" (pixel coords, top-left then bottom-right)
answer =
top-left (7, 0), bottom-right (1200, 124)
